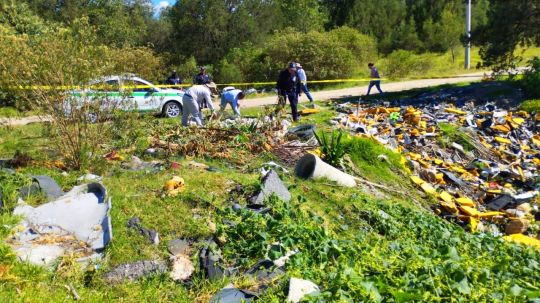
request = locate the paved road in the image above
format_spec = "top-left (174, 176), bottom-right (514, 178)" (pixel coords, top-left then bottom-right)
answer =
top-left (0, 72), bottom-right (485, 126)
top-left (241, 72), bottom-right (485, 108)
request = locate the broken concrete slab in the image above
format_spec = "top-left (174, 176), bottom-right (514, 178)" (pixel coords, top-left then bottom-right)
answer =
top-left (19, 175), bottom-right (63, 200)
top-left (103, 260), bottom-right (167, 283)
top-left (127, 217), bottom-right (159, 245)
top-left (249, 170), bottom-right (291, 205)
top-left (168, 238), bottom-right (190, 256)
top-left (210, 284), bottom-right (257, 303)
top-left (287, 277), bottom-right (320, 303)
top-left (170, 254), bottom-right (194, 281)
top-left (199, 241), bottom-right (225, 281)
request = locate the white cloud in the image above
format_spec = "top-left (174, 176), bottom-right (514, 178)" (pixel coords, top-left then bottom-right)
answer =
top-left (154, 1), bottom-right (170, 14)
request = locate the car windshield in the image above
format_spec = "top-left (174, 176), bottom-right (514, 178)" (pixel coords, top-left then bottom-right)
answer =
top-left (123, 79), bottom-right (156, 93)
top-left (89, 79), bottom-right (119, 91)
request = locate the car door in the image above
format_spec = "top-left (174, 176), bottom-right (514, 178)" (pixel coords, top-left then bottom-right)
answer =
top-left (90, 79), bottom-right (121, 110)
top-left (124, 79), bottom-right (158, 111)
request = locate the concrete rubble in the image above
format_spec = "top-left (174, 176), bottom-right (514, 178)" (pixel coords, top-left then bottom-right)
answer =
top-left (127, 217), bottom-right (159, 245)
top-left (249, 170), bottom-right (291, 205)
top-left (104, 260), bottom-right (167, 283)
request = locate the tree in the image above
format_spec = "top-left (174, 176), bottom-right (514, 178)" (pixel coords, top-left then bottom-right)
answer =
top-left (423, 4), bottom-right (462, 61)
top-left (168, 0), bottom-right (282, 65)
top-left (277, 0), bottom-right (327, 33)
top-left (474, 0), bottom-right (540, 69)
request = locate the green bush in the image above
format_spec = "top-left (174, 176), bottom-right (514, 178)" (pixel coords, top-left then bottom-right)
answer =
top-left (521, 57), bottom-right (540, 98)
top-left (225, 26), bottom-right (377, 83)
top-left (382, 49), bottom-right (434, 79)
top-left (214, 58), bottom-right (243, 84)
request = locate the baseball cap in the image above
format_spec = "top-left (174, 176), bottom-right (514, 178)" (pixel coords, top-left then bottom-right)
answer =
top-left (288, 62), bottom-right (297, 69)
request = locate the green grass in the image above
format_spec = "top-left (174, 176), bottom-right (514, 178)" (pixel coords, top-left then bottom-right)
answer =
top-left (438, 122), bottom-right (475, 152)
top-left (520, 99), bottom-right (540, 112)
top-left (1, 82), bottom-right (539, 302)
top-left (0, 123), bottom-right (53, 159)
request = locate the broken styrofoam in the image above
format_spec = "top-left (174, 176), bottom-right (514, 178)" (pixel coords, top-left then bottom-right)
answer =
top-left (10, 183), bottom-right (112, 266)
top-left (287, 277), bottom-right (320, 303)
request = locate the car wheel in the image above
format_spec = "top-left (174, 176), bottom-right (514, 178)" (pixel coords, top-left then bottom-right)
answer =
top-left (163, 101), bottom-right (182, 118)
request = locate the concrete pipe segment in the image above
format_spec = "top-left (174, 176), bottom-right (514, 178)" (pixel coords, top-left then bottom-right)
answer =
top-left (294, 154), bottom-right (357, 187)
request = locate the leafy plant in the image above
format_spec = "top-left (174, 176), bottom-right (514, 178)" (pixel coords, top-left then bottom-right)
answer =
top-left (216, 192), bottom-right (540, 302)
top-left (314, 130), bottom-right (346, 167)
top-left (0, 171), bottom-right (32, 212)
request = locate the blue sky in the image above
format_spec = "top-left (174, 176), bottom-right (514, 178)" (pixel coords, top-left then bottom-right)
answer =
top-left (151, 0), bottom-right (176, 15)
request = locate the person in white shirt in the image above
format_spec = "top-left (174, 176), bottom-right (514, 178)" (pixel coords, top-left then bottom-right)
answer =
top-left (296, 63), bottom-right (314, 104)
top-left (181, 84), bottom-right (214, 126)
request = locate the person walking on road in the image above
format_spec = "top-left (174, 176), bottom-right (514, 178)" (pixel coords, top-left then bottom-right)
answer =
top-left (295, 63), bottom-right (314, 106)
top-left (277, 62), bottom-right (301, 122)
top-left (181, 84), bottom-right (215, 126)
top-left (367, 62), bottom-right (384, 96)
top-left (219, 86), bottom-right (244, 118)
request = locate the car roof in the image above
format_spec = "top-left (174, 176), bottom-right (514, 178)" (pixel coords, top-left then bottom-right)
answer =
top-left (90, 75), bottom-right (156, 88)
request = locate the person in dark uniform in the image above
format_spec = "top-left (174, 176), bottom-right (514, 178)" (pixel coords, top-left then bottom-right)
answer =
top-left (166, 70), bottom-right (182, 86)
top-left (193, 66), bottom-right (211, 85)
top-left (276, 62), bottom-right (301, 121)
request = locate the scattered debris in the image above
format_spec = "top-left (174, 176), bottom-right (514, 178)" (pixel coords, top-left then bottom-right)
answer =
top-left (295, 154), bottom-right (357, 187)
top-left (9, 183), bottom-right (112, 266)
top-left (77, 174), bottom-right (102, 183)
top-left (287, 124), bottom-right (316, 140)
top-left (249, 170), bottom-right (291, 205)
top-left (170, 254), bottom-right (194, 282)
top-left (331, 93), bottom-right (539, 245)
top-left (260, 161), bottom-right (289, 176)
top-left (64, 283), bottom-right (80, 301)
top-left (163, 176), bottom-right (185, 196)
top-left (127, 217), bottom-right (159, 245)
top-left (287, 277), bottom-right (320, 303)
top-left (103, 260), bottom-right (167, 283)
top-left (168, 238), bottom-right (191, 256)
top-left (121, 156), bottom-right (163, 172)
top-left (19, 175), bottom-right (63, 200)
top-left (209, 284), bottom-right (257, 303)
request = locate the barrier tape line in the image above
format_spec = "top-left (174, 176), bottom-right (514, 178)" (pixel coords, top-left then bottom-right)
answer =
top-left (6, 78), bottom-right (385, 91)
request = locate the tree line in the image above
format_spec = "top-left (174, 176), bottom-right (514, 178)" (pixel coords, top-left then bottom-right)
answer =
top-left (0, 0), bottom-right (538, 84)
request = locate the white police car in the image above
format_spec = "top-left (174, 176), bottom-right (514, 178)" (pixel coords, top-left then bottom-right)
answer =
top-left (70, 74), bottom-right (184, 118)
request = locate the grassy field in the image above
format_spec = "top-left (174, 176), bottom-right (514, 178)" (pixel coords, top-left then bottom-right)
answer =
top-left (1, 82), bottom-right (540, 302)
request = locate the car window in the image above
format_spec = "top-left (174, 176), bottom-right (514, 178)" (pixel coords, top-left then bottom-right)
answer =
top-left (91, 79), bottom-right (119, 91)
top-left (124, 80), bottom-right (154, 93)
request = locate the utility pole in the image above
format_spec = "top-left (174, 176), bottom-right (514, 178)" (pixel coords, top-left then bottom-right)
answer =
top-left (464, 0), bottom-right (471, 69)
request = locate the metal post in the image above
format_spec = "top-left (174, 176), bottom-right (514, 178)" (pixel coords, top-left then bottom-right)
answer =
top-left (465, 0), bottom-right (471, 69)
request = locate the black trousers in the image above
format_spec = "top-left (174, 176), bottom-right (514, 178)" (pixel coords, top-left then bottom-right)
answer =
top-left (281, 91), bottom-right (299, 121)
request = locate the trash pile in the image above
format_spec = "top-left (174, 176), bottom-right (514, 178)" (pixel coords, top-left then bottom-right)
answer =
top-left (333, 99), bottom-right (539, 247)
top-left (148, 117), bottom-right (291, 162)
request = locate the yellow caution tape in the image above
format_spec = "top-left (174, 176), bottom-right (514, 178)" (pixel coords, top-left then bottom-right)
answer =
top-left (5, 78), bottom-right (386, 90)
